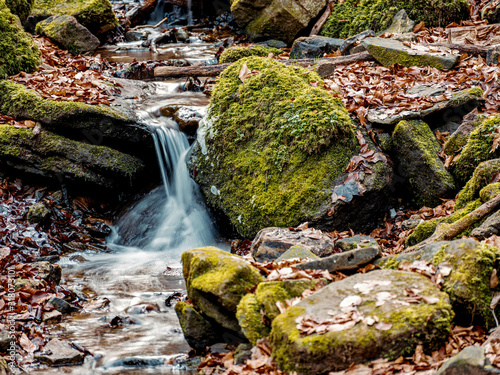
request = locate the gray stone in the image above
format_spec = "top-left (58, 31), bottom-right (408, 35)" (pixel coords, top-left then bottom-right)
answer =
top-left (444, 110), bottom-right (481, 155)
top-left (339, 30), bottom-right (375, 55)
top-left (387, 32), bottom-right (418, 43)
top-left (275, 246), bottom-right (320, 262)
top-left (296, 245), bottom-right (381, 272)
top-left (335, 235), bottom-right (380, 252)
top-left (47, 297), bottom-right (80, 314)
top-left (471, 210), bottom-right (500, 239)
top-left (487, 48), bottom-right (500, 65)
top-left (271, 269), bottom-right (453, 373)
top-left (27, 202), bottom-right (51, 223)
top-left (381, 10), bottom-right (415, 34)
top-left (33, 261), bottom-right (62, 284)
top-left (43, 310), bottom-right (62, 324)
top-left (35, 339), bottom-right (84, 366)
top-left (35, 15), bottom-right (100, 55)
top-left (290, 36), bottom-right (344, 59)
top-left (362, 37), bottom-right (460, 69)
top-left (250, 227), bottom-right (336, 263)
top-left (256, 39), bottom-right (287, 48)
top-left (435, 346), bottom-right (487, 375)
top-left (401, 214), bottom-right (424, 230)
top-left (175, 301), bottom-right (222, 350)
top-left (125, 30), bottom-right (146, 42)
top-left (234, 343), bottom-right (252, 365)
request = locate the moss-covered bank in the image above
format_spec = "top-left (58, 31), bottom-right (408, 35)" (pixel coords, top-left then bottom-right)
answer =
top-left (5, 0), bottom-right (33, 21)
top-left (219, 45), bottom-right (283, 64)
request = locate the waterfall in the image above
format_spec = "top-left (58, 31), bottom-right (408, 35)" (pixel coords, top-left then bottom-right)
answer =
top-left (187, 0), bottom-right (193, 26)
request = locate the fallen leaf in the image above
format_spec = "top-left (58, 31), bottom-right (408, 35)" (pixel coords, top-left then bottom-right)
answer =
top-left (374, 322), bottom-right (392, 331)
top-left (340, 295), bottom-right (362, 308)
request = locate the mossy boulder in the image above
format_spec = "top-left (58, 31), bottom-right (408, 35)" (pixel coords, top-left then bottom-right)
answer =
top-left (393, 119), bottom-right (455, 207)
top-left (0, 125), bottom-right (145, 192)
top-left (27, 202), bottom-right (51, 223)
top-left (455, 159), bottom-right (500, 209)
top-left (443, 110), bottom-right (481, 156)
top-left (5, 0), bottom-right (33, 21)
top-left (480, 182), bottom-right (500, 203)
top-left (270, 269), bottom-right (453, 373)
top-left (453, 116), bottom-right (500, 184)
top-left (31, 0), bottom-right (118, 35)
top-left (219, 45), bottom-right (283, 64)
top-left (320, 0), bottom-right (468, 38)
top-left (192, 56), bottom-right (364, 237)
top-left (380, 239), bottom-right (500, 328)
top-left (0, 1), bottom-right (40, 78)
top-left (175, 301), bottom-right (222, 350)
top-left (182, 246), bottom-right (263, 333)
top-left (237, 279), bottom-right (321, 344)
top-left (0, 80), bottom-right (151, 157)
top-left (230, 0), bottom-right (327, 43)
top-left (35, 15), bottom-right (99, 55)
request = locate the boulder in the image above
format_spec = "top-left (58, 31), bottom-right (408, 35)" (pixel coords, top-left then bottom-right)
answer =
top-left (35, 338), bottom-right (84, 366)
top-left (362, 37), bottom-right (459, 69)
top-left (250, 227), bottom-right (336, 263)
top-left (182, 247), bottom-right (263, 332)
top-left (31, 0), bottom-right (118, 35)
top-left (35, 15), bottom-right (99, 55)
top-left (452, 115), bottom-right (500, 184)
top-left (380, 9), bottom-right (415, 34)
top-left (218, 45), bottom-right (283, 63)
top-left (471, 210), bottom-right (500, 239)
top-left (192, 56), bottom-right (391, 237)
top-left (296, 245), bottom-right (381, 272)
top-left (455, 159), bottom-right (500, 209)
top-left (0, 125), bottom-right (145, 193)
top-left (175, 301), bottom-right (222, 350)
top-left (275, 246), bottom-right (319, 262)
top-left (0, 1), bottom-right (40, 77)
top-left (270, 269), bottom-right (453, 373)
top-left (320, 0), bottom-right (468, 38)
top-left (380, 239), bottom-right (500, 328)
top-left (230, 0), bottom-right (327, 43)
top-left (289, 36), bottom-right (343, 59)
top-left (393, 120), bottom-right (455, 206)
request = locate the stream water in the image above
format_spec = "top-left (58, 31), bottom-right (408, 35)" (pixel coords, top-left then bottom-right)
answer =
top-left (32, 40), bottom-right (225, 373)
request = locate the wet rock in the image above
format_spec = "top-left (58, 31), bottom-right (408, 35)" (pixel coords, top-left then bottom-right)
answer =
top-left (271, 269), bottom-right (453, 373)
top-left (182, 247), bottom-right (263, 332)
top-left (43, 310), bottom-right (62, 323)
top-left (35, 338), bottom-right (84, 366)
top-left (0, 330), bottom-right (11, 352)
top-left (339, 30), bottom-right (375, 55)
top-left (250, 227), bottom-right (336, 263)
top-left (392, 120), bottom-right (455, 206)
top-left (125, 303), bottom-right (161, 314)
top-left (175, 301), bottom-right (222, 350)
top-left (435, 346), bottom-right (489, 374)
top-left (125, 30), bottom-right (146, 42)
top-left (296, 246), bottom-right (381, 272)
top-left (335, 235), bottom-right (380, 252)
top-left (380, 10), bottom-right (415, 34)
top-left (275, 246), bottom-right (319, 262)
top-left (362, 37), bottom-right (459, 69)
top-left (62, 241), bottom-right (107, 254)
top-left (27, 202), bottom-right (51, 223)
top-left (289, 36), bottom-right (343, 59)
top-left (175, 28), bottom-right (189, 42)
top-left (233, 343), bottom-right (252, 365)
top-left (444, 110), bottom-right (481, 155)
top-left (380, 239), bottom-right (500, 328)
top-left (35, 15), bottom-right (100, 55)
top-left (160, 106), bottom-right (203, 136)
top-left (33, 261), bottom-right (62, 284)
top-left (47, 297), bottom-right (80, 314)
top-left (471, 210), bottom-right (500, 239)
top-left (230, 0), bottom-right (327, 43)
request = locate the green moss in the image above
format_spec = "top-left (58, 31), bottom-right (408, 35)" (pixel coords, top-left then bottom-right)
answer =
top-left (4, 0), bottom-right (33, 21)
top-left (406, 199), bottom-right (482, 246)
top-left (378, 256), bottom-right (401, 269)
top-left (195, 56), bottom-right (357, 237)
top-left (480, 182), bottom-right (500, 203)
top-left (453, 115), bottom-right (500, 184)
top-left (456, 159), bottom-right (500, 209)
top-left (0, 1), bottom-right (40, 78)
top-left (31, 0), bottom-right (118, 34)
top-left (236, 294), bottom-right (270, 345)
top-left (320, 0), bottom-right (469, 38)
top-left (219, 45), bottom-right (284, 64)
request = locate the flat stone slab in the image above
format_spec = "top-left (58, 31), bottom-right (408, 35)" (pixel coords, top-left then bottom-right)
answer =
top-left (270, 269), bottom-right (453, 374)
top-left (362, 37), bottom-right (460, 69)
top-left (296, 245), bottom-right (381, 272)
top-left (35, 339), bottom-right (84, 366)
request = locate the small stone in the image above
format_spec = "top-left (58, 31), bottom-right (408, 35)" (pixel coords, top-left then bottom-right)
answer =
top-left (35, 338), bottom-right (84, 366)
top-left (0, 330), bottom-right (12, 352)
top-left (33, 261), bottom-right (62, 284)
top-left (381, 10), bottom-right (415, 34)
top-left (125, 30), bottom-right (146, 42)
top-left (402, 214), bottom-right (424, 230)
top-left (335, 235), bottom-right (381, 252)
top-left (47, 297), bottom-right (80, 314)
top-left (27, 202), bottom-right (51, 223)
top-left (296, 246), bottom-right (381, 272)
top-left (256, 40), bottom-right (287, 49)
top-left (234, 343), bottom-right (252, 365)
top-left (290, 36), bottom-right (343, 59)
top-left (43, 310), bottom-right (62, 324)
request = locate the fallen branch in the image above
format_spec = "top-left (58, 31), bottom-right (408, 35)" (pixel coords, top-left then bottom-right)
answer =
top-left (309, 1), bottom-right (334, 36)
top-left (153, 51), bottom-right (375, 78)
top-left (410, 194), bottom-right (500, 252)
top-left (426, 43), bottom-right (493, 56)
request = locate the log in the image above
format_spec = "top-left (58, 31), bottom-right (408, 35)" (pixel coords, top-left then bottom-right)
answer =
top-left (154, 51), bottom-right (375, 78)
top-left (426, 43), bottom-right (492, 56)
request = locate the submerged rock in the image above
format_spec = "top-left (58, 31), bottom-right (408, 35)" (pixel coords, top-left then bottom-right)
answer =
top-left (289, 36), bottom-right (343, 59)
top-left (270, 269), bottom-right (453, 373)
top-left (35, 15), bottom-right (99, 55)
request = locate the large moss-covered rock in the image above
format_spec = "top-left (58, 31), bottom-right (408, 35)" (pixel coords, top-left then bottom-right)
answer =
top-left (219, 45), bottom-right (283, 64)
top-left (192, 57), bottom-right (358, 237)
top-left (455, 159), bottom-right (500, 209)
top-left (0, 1), bottom-right (40, 78)
top-left (182, 247), bottom-right (263, 333)
top-left (35, 15), bottom-right (99, 55)
top-left (380, 239), bottom-right (500, 328)
top-left (320, 0), bottom-right (468, 38)
top-left (175, 301), bottom-right (222, 350)
top-left (31, 0), bottom-right (118, 35)
top-left (0, 125), bottom-right (145, 192)
top-left (0, 80), bottom-right (151, 156)
top-left (230, 0), bottom-right (327, 43)
top-left (237, 279), bottom-right (320, 344)
top-left (5, 0), bottom-right (33, 21)
top-left (393, 119), bottom-right (455, 206)
top-left (270, 269), bottom-right (453, 373)
top-left (453, 116), bottom-right (500, 185)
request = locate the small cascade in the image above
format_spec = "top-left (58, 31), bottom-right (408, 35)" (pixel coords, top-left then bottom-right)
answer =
top-left (147, 0), bottom-right (166, 25)
top-left (187, 0), bottom-right (193, 26)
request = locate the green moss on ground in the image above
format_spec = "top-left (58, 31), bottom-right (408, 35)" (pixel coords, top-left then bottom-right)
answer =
top-left (219, 45), bottom-right (284, 64)
top-left (5, 0), bottom-right (33, 20)
top-left (0, 1), bottom-right (40, 77)
top-left (31, 0), bottom-right (118, 34)
top-left (195, 56), bottom-right (357, 237)
top-left (455, 159), bottom-right (500, 209)
top-left (320, 0), bottom-right (468, 38)
top-left (453, 116), bottom-right (500, 184)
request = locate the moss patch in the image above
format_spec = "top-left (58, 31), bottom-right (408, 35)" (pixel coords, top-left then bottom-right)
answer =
top-left (480, 182), bottom-right (500, 203)
top-left (5, 0), bottom-right (33, 21)
top-left (194, 56), bottom-right (356, 237)
top-left (219, 45), bottom-right (283, 64)
top-left (455, 159), bottom-right (500, 209)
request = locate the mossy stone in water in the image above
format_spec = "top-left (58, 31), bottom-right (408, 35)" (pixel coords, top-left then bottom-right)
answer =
top-left (192, 56), bottom-right (357, 237)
